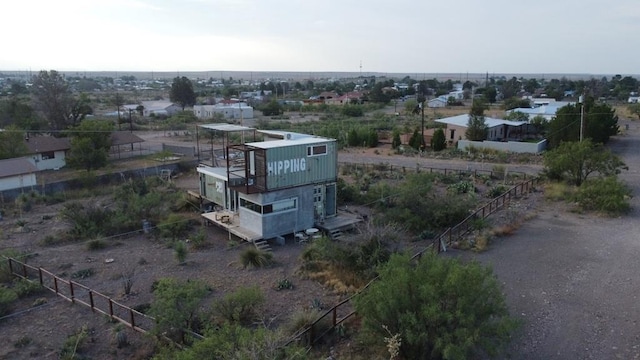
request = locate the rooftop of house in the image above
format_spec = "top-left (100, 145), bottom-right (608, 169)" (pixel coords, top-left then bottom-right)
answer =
top-left (435, 114), bottom-right (527, 128)
top-left (110, 131), bottom-right (145, 146)
top-left (24, 136), bottom-right (70, 154)
top-left (0, 157), bottom-right (38, 177)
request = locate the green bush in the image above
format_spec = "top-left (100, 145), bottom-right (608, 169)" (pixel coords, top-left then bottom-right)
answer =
top-left (159, 214), bottom-right (191, 241)
top-left (488, 185), bottom-right (508, 198)
top-left (575, 177), bottom-right (632, 215)
top-left (71, 268), bottom-right (95, 279)
top-left (213, 286), bottom-right (265, 325)
top-left (239, 248), bottom-right (273, 269)
top-left (12, 279), bottom-right (44, 298)
top-left (174, 241), bottom-right (188, 265)
top-left (86, 239), bottom-right (107, 251)
top-left (0, 286), bottom-right (18, 316)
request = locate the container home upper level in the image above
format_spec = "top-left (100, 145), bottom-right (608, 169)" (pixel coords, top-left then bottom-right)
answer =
top-left (227, 130), bottom-right (337, 194)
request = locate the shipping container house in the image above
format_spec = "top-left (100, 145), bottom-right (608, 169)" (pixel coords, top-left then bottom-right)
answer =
top-left (197, 125), bottom-right (339, 241)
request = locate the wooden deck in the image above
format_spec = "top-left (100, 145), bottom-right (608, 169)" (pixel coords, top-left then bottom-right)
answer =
top-left (201, 211), bottom-right (262, 242)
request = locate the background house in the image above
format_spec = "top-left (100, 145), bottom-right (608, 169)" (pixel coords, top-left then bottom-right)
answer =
top-left (139, 101), bottom-right (181, 117)
top-left (23, 135), bottom-right (70, 171)
top-left (435, 114), bottom-right (528, 142)
top-left (193, 103), bottom-right (254, 120)
top-left (0, 158), bottom-right (38, 191)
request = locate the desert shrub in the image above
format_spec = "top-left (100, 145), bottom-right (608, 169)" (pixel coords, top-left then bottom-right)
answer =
top-left (213, 286), bottom-right (265, 325)
top-left (60, 202), bottom-right (112, 240)
top-left (189, 228), bottom-right (207, 250)
top-left (239, 248), bottom-right (273, 269)
top-left (544, 182), bottom-right (576, 201)
top-left (0, 286), bottom-right (18, 316)
top-left (575, 177), bottom-right (632, 215)
top-left (447, 181), bottom-right (475, 194)
top-left (72, 268), bottom-right (95, 279)
top-left (159, 214), bottom-right (191, 241)
top-left (59, 325), bottom-right (89, 360)
top-left (491, 164), bottom-right (506, 179)
top-left (0, 249), bottom-right (24, 284)
top-left (174, 241), bottom-right (188, 265)
top-left (488, 185), bottom-right (508, 198)
top-left (12, 279), bottom-right (44, 298)
top-left (86, 239), bottom-right (107, 251)
top-left (275, 278), bottom-right (293, 290)
top-left (284, 308), bottom-right (326, 337)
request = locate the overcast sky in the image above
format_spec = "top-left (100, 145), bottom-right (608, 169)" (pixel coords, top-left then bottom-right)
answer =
top-left (2, 0), bottom-right (638, 75)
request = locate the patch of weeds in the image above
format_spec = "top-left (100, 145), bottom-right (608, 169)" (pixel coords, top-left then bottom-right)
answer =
top-left (39, 234), bottom-right (64, 246)
top-left (275, 278), bottom-right (294, 290)
top-left (133, 303), bottom-right (151, 314)
top-left (138, 257), bottom-right (148, 265)
top-left (13, 336), bottom-right (31, 348)
top-left (473, 233), bottom-right (490, 252)
top-left (13, 279), bottom-right (44, 298)
top-left (71, 268), bottom-right (95, 280)
top-left (86, 239), bottom-right (107, 251)
top-left (239, 248), bottom-right (273, 269)
top-left (487, 185), bottom-right (508, 198)
top-left (59, 325), bottom-right (89, 360)
top-left (15, 219), bottom-right (27, 227)
top-left (59, 263), bottom-right (73, 270)
top-left (32, 297), bottom-right (48, 307)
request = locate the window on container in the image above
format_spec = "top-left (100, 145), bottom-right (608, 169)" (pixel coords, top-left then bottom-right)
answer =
top-left (307, 144), bottom-right (327, 156)
top-left (263, 198), bottom-right (297, 214)
top-left (240, 198), bottom-right (262, 213)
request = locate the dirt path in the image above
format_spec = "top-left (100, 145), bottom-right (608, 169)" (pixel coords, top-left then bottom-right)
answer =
top-left (449, 120), bottom-right (640, 359)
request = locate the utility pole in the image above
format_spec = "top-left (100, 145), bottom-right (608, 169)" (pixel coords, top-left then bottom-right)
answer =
top-left (128, 109), bottom-right (134, 150)
top-left (579, 95), bottom-right (585, 142)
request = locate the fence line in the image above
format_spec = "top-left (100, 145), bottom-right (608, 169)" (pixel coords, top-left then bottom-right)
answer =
top-left (338, 162), bottom-right (530, 181)
top-left (286, 176), bottom-right (540, 347)
top-left (5, 257), bottom-right (154, 334)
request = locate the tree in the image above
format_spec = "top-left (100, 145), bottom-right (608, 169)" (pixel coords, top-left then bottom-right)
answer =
top-left (170, 76), bottom-right (196, 111)
top-left (484, 87), bottom-right (497, 103)
top-left (543, 140), bottom-right (627, 186)
top-left (0, 126), bottom-right (28, 159)
top-left (66, 119), bottom-right (114, 172)
top-left (548, 100), bottom-right (618, 148)
top-left (391, 130), bottom-right (401, 149)
top-left (431, 128), bottom-right (446, 151)
top-left (0, 97), bottom-right (44, 130)
top-left (260, 100), bottom-right (283, 116)
top-left (148, 278), bottom-right (208, 343)
top-left (628, 103), bottom-right (640, 121)
top-left (68, 93), bottom-right (93, 127)
top-left (354, 253), bottom-right (516, 360)
top-left (31, 70), bottom-right (73, 131)
top-left (503, 97), bottom-right (531, 111)
top-left (504, 110), bottom-right (529, 122)
top-left (465, 98), bottom-right (488, 141)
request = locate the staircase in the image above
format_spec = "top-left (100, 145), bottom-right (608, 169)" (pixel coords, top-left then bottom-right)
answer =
top-left (253, 239), bottom-right (272, 252)
top-left (329, 229), bottom-right (343, 240)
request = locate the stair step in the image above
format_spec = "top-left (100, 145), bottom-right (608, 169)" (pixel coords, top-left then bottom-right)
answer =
top-left (329, 230), bottom-right (343, 240)
top-left (254, 240), bottom-right (272, 252)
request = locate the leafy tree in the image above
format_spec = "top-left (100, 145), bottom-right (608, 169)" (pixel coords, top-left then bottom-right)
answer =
top-left (503, 110), bottom-right (529, 122)
top-left (260, 100), bottom-right (283, 116)
top-left (431, 128), bottom-right (446, 151)
top-left (543, 140), bottom-right (627, 186)
top-left (391, 130), bottom-right (401, 149)
top-left (530, 115), bottom-right (548, 137)
top-left (68, 93), bottom-right (93, 127)
top-left (628, 103), bottom-right (640, 121)
top-left (465, 98), bottom-right (488, 141)
top-left (500, 77), bottom-right (521, 99)
top-left (0, 97), bottom-right (43, 130)
top-left (575, 177), bottom-right (632, 215)
top-left (0, 126), bottom-right (28, 159)
top-left (31, 70), bottom-right (73, 131)
top-left (408, 129), bottom-right (422, 149)
top-left (149, 278), bottom-right (208, 343)
top-left (484, 87), bottom-right (497, 103)
top-left (548, 100), bottom-right (618, 148)
top-left (170, 76), bottom-right (196, 111)
top-left (503, 97), bottom-right (531, 110)
top-left (354, 253), bottom-right (516, 360)
top-left (66, 119), bottom-right (114, 171)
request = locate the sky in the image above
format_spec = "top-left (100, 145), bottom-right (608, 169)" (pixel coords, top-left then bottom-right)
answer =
top-left (1, 0), bottom-right (639, 75)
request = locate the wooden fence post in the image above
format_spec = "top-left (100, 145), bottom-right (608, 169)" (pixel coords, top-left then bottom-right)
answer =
top-left (8, 258), bottom-right (14, 277)
top-left (130, 309), bottom-right (136, 328)
top-left (89, 291), bottom-right (95, 310)
top-left (38, 268), bottom-right (43, 285)
top-left (70, 282), bottom-right (75, 303)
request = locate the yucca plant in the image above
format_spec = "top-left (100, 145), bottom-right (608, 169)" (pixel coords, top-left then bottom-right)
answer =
top-left (239, 248), bottom-right (273, 269)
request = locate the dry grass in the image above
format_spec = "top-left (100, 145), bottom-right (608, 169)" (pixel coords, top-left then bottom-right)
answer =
top-left (303, 266), bottom-right (360, 294)
top-left (544, 182), bottom-right (576, 201)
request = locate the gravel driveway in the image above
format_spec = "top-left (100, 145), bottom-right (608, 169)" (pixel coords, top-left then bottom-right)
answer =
top-left (450, 120), bottom-right (640, 359)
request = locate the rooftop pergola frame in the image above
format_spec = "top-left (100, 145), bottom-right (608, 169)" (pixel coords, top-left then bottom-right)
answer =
top-left (196, 124), bottom-right (257, 167)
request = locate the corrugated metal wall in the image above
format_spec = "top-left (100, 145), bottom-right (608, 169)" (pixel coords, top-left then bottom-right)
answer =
top-left (265, 141), bottom-right (337, 190)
